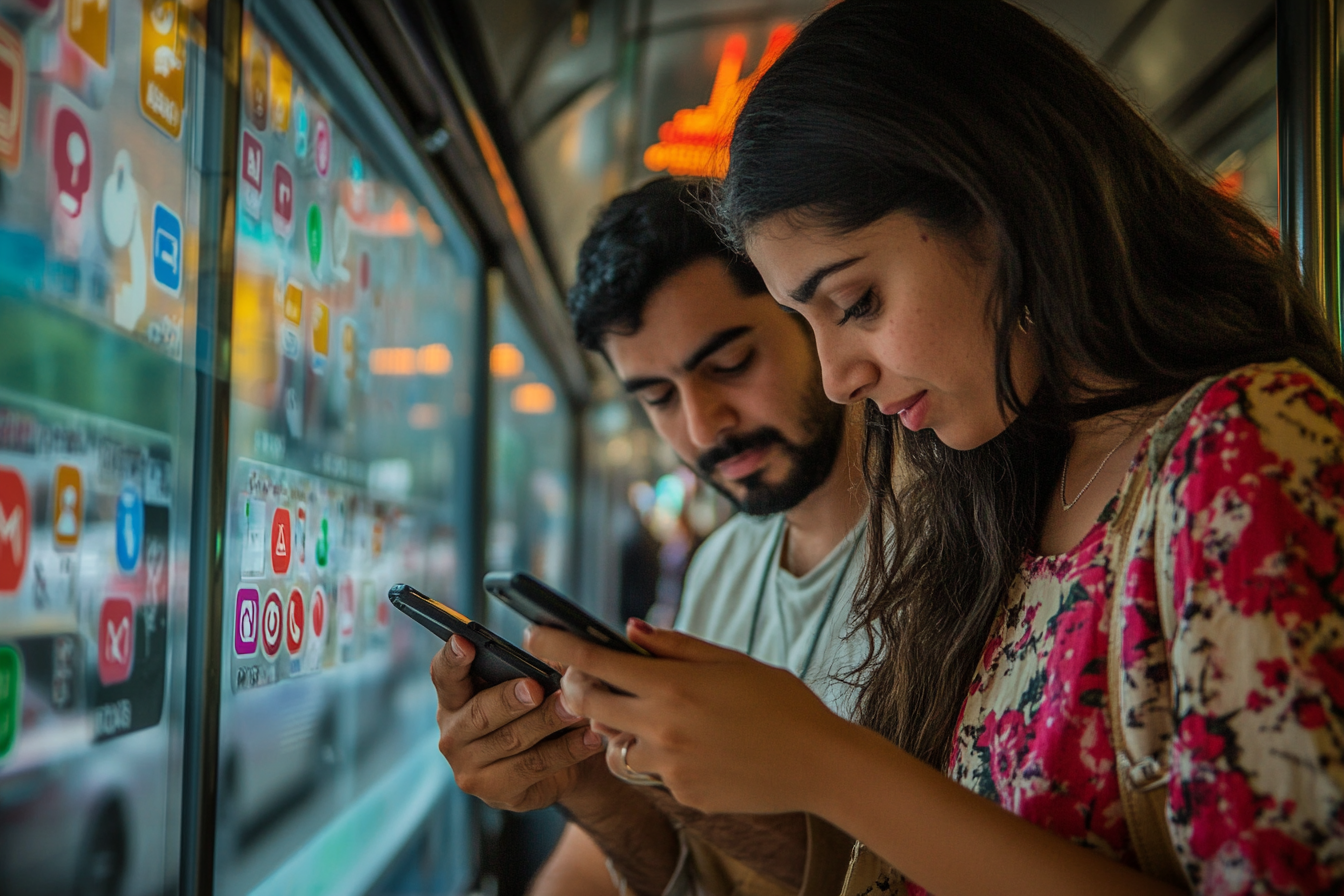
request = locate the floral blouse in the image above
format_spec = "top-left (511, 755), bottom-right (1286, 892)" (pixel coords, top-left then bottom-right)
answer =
top-left (935, 361), bottom-right (1344, 895)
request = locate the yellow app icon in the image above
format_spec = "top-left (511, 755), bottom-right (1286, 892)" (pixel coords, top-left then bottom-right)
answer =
top-left (270, 47), bottom-right (292, 134)
top-left (140, 0), bottom-right (187, 140)
top-left (67, 0), bottom-right (111, 68)
top-left (53, 464), bottom-right (82, 550)
top-left (283, 280), bottom-right (303, 326)
top-left (311, 301), bottom-right (329, 373)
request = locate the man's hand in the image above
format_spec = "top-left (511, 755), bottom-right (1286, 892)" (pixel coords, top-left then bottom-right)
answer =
top-left (431, 634), bottom-right (605, 812)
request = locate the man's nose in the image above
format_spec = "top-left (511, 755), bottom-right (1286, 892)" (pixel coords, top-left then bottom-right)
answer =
top-left (682, 385), bottom-right (736, 449)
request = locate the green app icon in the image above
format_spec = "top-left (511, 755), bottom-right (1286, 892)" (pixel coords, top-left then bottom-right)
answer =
top-left (316, 516), bottom-right (329, 568)
top-left (307, 204), bottom-right (323, 273)
top-left (0, 645), bottom-right (21, 761)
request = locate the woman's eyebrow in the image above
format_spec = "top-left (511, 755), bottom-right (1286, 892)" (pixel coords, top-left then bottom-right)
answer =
top-left (789, 256), bottom-right (863, 303)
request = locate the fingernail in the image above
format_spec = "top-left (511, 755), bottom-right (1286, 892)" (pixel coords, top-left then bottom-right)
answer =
top-left (583, 729), bottom-right (602, 748)
top-left (628, 618), bottom-right (653, 635)
top-left (448, 636), bottom-right (465, 658)
top-left (515, 680), bottom-right (536, 706)
top-left (555, 695), bottom-right (580, 721)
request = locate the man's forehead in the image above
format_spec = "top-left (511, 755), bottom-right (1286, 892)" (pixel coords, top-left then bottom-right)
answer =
top-left (603, 267), bottom-right (775, 378)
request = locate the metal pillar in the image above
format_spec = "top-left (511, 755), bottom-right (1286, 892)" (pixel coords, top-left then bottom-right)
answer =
top-left (1277, 0), bottom-right (1341, 346)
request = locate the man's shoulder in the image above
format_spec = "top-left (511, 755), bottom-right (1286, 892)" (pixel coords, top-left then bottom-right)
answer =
top-left (676, 512), bottom-right (782, 642)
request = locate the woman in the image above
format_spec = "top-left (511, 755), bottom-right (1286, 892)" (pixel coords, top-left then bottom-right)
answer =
top-left (527, 1), bottom-right (1344, 893)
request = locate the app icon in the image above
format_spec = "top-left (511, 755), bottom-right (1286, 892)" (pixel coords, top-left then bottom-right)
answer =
top-left (0, 645), bottom-right (20, 760)
top-left (261, 589), bottom-right (283, 658)
top-left (67, 0), bottom-right (111, 67)
top-left (0, 466), bottom-right (30, 594)
top-left (295, 505), bottom-right (307, 565)
top-left (294, 97), bottom-right (309, 158)
top-left (286, 587), bottom-right (304, 654)
top-left (338, 574), bottom-right (355, 641)
top-left (306, 204), bottom-right (323, 274)
top-left (98, 596), bottom-right (135, 685)
top-left (315, 516), bottom-right (329, 568)
top-left (270, 47), bottom-right (292, 133)
top-left (241, 498), bottom-right (266, 578)
top-left (240, 130), bottom-right (264, 219)
top-left (270, 507), bottom-right (291, 575)
top-left (311, 302), bottom-right (329, 374)
top-left (53, 107), bottom-right (92, 219)
top-left (313, 117), bottom-right (330, 177)
top-left (139, 0), bottom-right (186, 139)
top-left (245, 30), bottom-right (268, 131)
top-left (52, 464), bottom-right (82, 549)
top-left (311, 585), bottom-right (326, 640)
top-left (0, 19), bottom-right (25, 173)
top-left (103, 150), bottom-right (148, 331)
top-left (115, 486), bottom-right (144, 573)
top-left (151, 203), bottom-right (182, 296)
top-left (272, 162), bottom-right (294, 238)
top-left (283, 279), bottom-right (302, 326)
top-left (235, 586), bottom-right (260, 656)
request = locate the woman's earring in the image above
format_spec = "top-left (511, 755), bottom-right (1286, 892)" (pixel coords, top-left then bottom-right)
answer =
top-left (1018, 305), bottom-right (1034, 334)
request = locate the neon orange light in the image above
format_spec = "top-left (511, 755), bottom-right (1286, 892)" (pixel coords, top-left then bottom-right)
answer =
top-left (644, 24), bottom-right (795, 178)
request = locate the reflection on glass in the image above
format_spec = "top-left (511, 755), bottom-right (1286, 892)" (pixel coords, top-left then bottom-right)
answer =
top-left (486, 300), bottom-right (575, 642)
top-left (0, 3), bottom-right (205, 895)
top-left (214, 8), bottom-right (480, 894)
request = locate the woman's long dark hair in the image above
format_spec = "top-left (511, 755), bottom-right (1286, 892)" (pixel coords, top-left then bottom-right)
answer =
top-left (718, 0), bottom-right (1344, 769)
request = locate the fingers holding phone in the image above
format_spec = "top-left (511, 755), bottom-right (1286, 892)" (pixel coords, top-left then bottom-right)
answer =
top-left (431, 641), bottom-right (606, 812)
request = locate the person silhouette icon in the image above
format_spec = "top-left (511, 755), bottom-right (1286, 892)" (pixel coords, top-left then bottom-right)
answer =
top-left (55, 484), bottom-right (78, 538)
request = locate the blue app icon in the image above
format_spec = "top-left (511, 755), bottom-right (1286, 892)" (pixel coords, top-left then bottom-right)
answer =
top-left (115, 485), bottom-right (144, 573)
top-left (151, 203), bottom-right (182, 296)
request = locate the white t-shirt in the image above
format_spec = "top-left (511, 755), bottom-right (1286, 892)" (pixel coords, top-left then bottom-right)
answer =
top-left (674, 512), bottom-right (868, 719)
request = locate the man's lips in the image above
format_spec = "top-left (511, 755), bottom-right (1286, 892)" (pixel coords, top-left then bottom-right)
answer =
top-left (715, 445), bottom-right (772, 480)
top-left (880, 390), bottom-right (928, 417)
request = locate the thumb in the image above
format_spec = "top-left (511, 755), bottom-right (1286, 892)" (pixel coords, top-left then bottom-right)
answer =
top-left (627, 618), bottom-right (735, 662)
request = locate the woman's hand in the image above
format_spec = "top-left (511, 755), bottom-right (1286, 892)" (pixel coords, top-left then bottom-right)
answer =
top-left (524, 619), bottom-right (852, 816)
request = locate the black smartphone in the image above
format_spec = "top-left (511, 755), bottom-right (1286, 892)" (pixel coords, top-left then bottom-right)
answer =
top-left (388, 583), bottom-right (561, 694)
top-left (482, 572), bottom-right (652, 657)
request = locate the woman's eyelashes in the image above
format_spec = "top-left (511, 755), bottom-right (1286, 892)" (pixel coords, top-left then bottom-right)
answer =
top-left (837, 288), bottom-right (878, 325)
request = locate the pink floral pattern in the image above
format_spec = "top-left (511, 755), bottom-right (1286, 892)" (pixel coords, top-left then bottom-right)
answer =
top-left (943, 361), bottom-right (1344, 895)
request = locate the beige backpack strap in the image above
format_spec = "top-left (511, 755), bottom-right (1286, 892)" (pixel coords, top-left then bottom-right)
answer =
top-left (1104, 378), bottom-right (1220, 888)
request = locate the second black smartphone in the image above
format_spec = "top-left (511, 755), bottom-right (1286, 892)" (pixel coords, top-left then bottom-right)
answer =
top-left (388, 583), bottom-right (561, 694)
top-left (482, 571), bottom-right (652, 657)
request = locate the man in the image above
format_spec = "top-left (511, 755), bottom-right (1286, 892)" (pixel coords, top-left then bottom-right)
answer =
top-left (430, 178), bottom-right (867, 896)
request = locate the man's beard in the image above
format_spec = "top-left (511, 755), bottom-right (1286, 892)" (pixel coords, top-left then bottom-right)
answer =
top-left (693, 383), bottom-right (846, 516)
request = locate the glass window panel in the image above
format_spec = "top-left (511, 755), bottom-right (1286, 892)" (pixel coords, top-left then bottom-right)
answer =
top-left (485, 298), bottom-right (575, 642)
top-left (0, 2), bottom-right (207, 895)
top-left (215, 4), bottom-right (481, 893)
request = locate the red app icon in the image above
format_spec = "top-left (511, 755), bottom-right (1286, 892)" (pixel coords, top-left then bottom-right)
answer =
top-left (272, 162), bottom-right (293, 238)
top-left (98, 597), bottom-right (135, 685)
top-left (52, 107), bottom-right (92, 219)
top-left (261, 589), bottom-right (283, 658)
top-left (0, 466), bottom-right (29, 594)
top-left (271, 507), bottom-right (291, 575)
top-left (311, 585), bottom-right (326, 640)
top-left (286, 588), bottom-right (305, 654)
top-left (0, 19), bottom-right (25, 174)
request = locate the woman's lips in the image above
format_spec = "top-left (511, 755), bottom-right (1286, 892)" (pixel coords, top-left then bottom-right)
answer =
top-left (880, 390), bottom-right (929, 430)
top-left (716, 445), bottom-right (771, 480)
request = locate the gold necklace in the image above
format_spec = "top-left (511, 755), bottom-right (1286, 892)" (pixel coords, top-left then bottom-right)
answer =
top-left (1059, 423), bottom-right (1138, 511)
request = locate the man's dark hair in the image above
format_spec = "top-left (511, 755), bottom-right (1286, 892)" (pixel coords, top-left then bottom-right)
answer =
top-left (567, 177), bottom-right (767, 352)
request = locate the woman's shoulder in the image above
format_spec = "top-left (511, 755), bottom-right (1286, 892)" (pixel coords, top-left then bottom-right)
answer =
top-left (1182, 358), bottom-right (1344, 444)
top-left (1159, 358), bottom-right (1344, 490)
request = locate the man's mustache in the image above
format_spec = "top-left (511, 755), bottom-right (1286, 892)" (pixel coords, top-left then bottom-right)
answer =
top-left (696, 428), bottom-right (788, 477)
